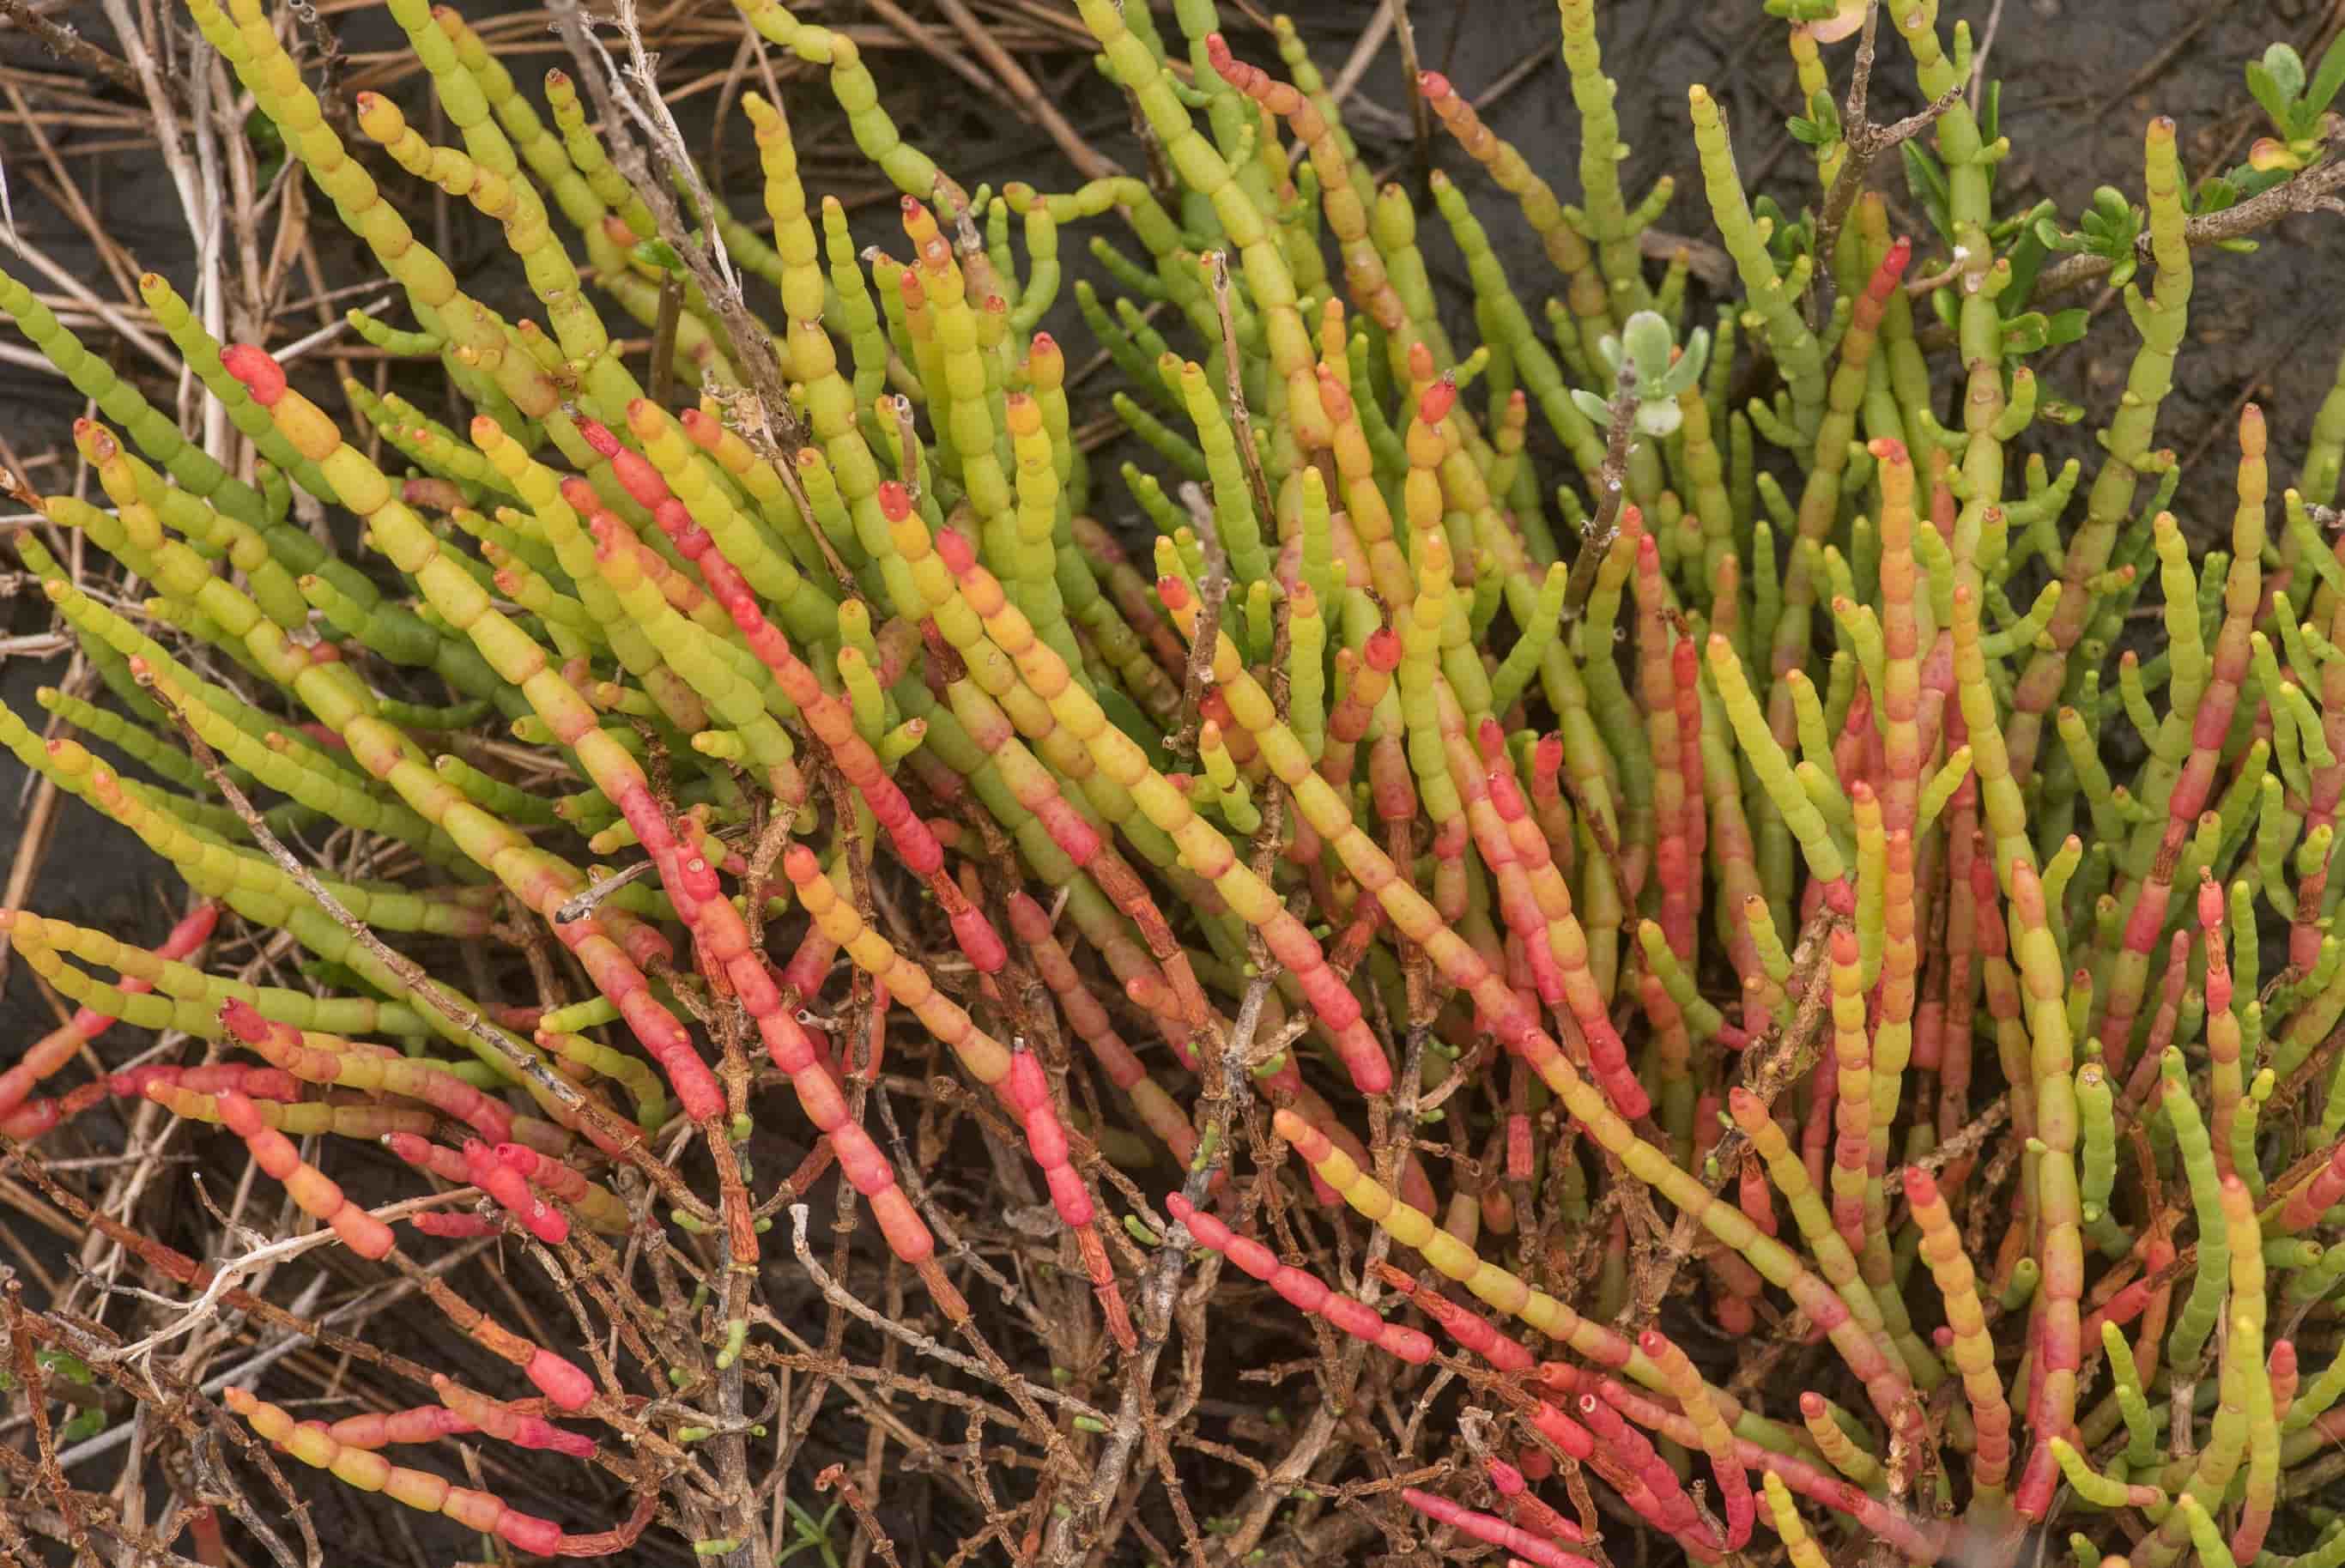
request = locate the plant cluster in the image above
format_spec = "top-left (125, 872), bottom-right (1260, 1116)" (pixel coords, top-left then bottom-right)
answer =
top-left (3, 0), bottom-right (2345, 1565)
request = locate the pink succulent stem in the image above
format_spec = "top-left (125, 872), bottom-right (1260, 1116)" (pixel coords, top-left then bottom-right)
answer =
top-left (432, 1374), bottom-right (597, 1457)
top-left (461, 1138), bottom-right (568, 1244)
top-left (227, 1388), bottom-right (564, 1556)
top-left (1484, 1459), bottom-right (1585, 1546)
top-left (2271, 1340), bottom-right (2299, 1426)
top-left (1005, 892), bottom-right (1199, 1168)
top-left (1400, 1487), bottom-right (1598, 1568)
top-left (107, 1064), bottom-right (302, 1103)
top-left (1632, 533), bottom-right (1697, 960)
top-left (667, 851), bottom-right (942, 1275)
top-left (1587, 1375), bottom-right (1945, 1559)
top-left (313, 1406), bottom-right (472, 1450)
top-left (1639, 1326), bottom-right (1753, 1548)
top-left (208, 1088), bottom-right (396, 1259)
top-left (221, 999), bottom-right (513, 1144)
top-left (409, 1213), bottom-right (500, 1239)
top-left (2277, 1135), bottom-right (2345, 1232)
top-left (1166, 1195), bottom-right (1431, 1361)
top-left (1009, 1048), bottom-right (1135, 1349)
top-left (1578, 1390), bottom-right (1723, 1559)
top-left (1369, 1256), bottom-right (1538, 1368)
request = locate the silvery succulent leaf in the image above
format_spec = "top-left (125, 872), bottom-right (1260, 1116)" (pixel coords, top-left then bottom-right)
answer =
top-left (1652, 356), bottom-right (1702, 401)
top-left (1621, 311), bottom-right (1675, 385)
top-left (1571, 388), bottom-right (1615, 426)
top-left (1595, 333), bottom-right (1627, 379)
top-left (1676, 326), bottom-right (1712, 386)
top-left (1634, 400), bottom-right (1684, 438)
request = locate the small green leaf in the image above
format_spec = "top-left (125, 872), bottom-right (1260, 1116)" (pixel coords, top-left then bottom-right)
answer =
top-left (2309, 32), bottom-right (2345, 116)
top-left (1987, 197), bottom-right (2046, 244)
top-left (1807, 90), bottom-right (1841, 142)
top-left (630, 237), bottom-right (684, 273)
top-left (2192, 175), bottom-right (2242, 215)
top-left (2034, 217), bottom-right (2082, 254)
top-left (244, 107), bottom-right (287, 186)
top-left (2044, 309), bottom-right (2090, 348)
top-left (2245, 60), bottom-right (2296, 134)
top-left (1679, 325), bottom-right (1712, 385)
top-left (2001, 312), bottom-right (2051, 356)
top-left (2234, 163), bottom-right (2289, 200)
top-left (2001, 224), bottom-right (2051, 316)
top-left (1900, 142), bottom-right (1954, 245)
top-left (2263, 42), bottom-right (2308, 107)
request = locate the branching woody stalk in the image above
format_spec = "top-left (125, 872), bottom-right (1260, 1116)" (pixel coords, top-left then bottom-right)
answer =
top-left (5, 2), bottom-right (2345, 1564)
